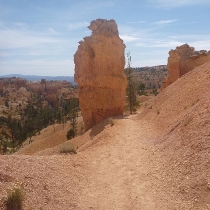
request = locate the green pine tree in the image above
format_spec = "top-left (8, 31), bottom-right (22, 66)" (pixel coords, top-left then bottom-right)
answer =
top-left (125, 52), bottom-right (139, 114)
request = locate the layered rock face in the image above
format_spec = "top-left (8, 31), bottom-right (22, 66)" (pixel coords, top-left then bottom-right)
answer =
top-left (74, 19), bottom-right (127, 130)
top-left (162, 44), bottom-right (210, 89)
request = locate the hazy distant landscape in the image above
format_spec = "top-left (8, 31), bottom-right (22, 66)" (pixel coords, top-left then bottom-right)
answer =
top-left (0, 74), bottom-right (76, 84)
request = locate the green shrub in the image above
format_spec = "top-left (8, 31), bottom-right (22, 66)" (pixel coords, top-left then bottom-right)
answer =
top-left (59, 144), bottom-right (77, 154)
top-left (5, 185), bottom-right (24, 210)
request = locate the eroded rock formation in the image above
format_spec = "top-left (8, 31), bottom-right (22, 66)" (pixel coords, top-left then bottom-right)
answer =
top-left (162, 44), bottom-right (210, 89)
top-left (74, 19), bottom-right (127, 130)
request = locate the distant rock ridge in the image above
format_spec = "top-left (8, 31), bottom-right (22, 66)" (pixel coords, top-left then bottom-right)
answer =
top-left (74, 19), bottom-right (127, 131)
top-left (0, 77), bottom-right (76, 113)
top-left (162, 43), bottom-right (210, 89)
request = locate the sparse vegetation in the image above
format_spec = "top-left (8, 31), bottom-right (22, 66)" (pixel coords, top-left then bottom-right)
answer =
top-left (0, 96), bottom-right (79, 154)
top-left (137, 83), bottom-right (147, 95)
top-left (152, 88), bottom-right (158, 96)
top-left (109, 118), bottom-right (114, 126)
top-left (59, 144), bottom-right (77, 154)
top-left (5, 184), bottom-right (24, 210)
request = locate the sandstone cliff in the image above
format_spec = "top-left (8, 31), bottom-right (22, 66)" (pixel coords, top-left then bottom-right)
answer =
top-left (74, 19), bottom-right (127, 130)
top-left (162, 44), bottom-right (210, 88)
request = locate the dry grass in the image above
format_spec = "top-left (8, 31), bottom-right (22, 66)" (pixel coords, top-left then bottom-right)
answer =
top-left (59, 143), bottom-right (77, 154)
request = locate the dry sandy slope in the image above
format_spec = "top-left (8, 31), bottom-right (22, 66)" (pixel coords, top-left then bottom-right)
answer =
top-left (0, 61), bottom-right (210, 209)
top-left (140, 61), bottom-right (210, 210)
top-left (17, 123), bottom-right (70, 155)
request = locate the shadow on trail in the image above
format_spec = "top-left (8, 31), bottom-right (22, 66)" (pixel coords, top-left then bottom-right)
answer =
top-left (89, 115), bottom-right (126, 137)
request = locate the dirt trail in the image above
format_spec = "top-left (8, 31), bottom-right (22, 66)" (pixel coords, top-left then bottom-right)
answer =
top-left (0, 114), bottom-right (173, 210)
top-left (76, 116), bottom-right (164, 209)
top-left (74, 114), bottom-right (191, 210)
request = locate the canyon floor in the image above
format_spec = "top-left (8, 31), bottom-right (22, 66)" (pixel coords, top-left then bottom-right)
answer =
top-left (1, 61), bottom-right (210, 210)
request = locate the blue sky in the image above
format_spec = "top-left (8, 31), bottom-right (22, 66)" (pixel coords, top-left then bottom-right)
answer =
top-left (0, 0), bottom-right (210, 76)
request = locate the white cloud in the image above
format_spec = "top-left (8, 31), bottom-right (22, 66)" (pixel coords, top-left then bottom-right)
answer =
top-left (134, 38), bottom-right (184, 50)
top-left (13, 22), bottom-right (27, 29)
top-left (135, 43), bottom-right (147, 47)
top-left (0, 28), bottom-right (63, 49)
top-left (148, 0), bottom-right (210, 8)
top-left (150, 41), bottom-right (184, 48)
top-left (178, 34), bottom-right (210, 40)
top-left (135, 34), bottom-right (210, 52)
top-left (119, 25), bottom-right (148, 42)
top-left (79, 1), bottom-right (115, 15)
top-left (188, 40), bottom-right (210, 50)
top-left (48, 27), bottom-right (60, 35)
top-left (120, 34), bottom-right (140, 42)
top-left (0, 23), bottom-right (79, 69)
top-left (0, 52), bottom-right (8, 57)
top-left (67, 21), bottom-right (89, 31)
top-left (173, 34), bottom-right (210, 50)
top-left (153, 19), bottom-right (177, 25)
top-left (1, 59), bottom-right (75, 76)
top-left (126, 21), bottom-right (146, 24)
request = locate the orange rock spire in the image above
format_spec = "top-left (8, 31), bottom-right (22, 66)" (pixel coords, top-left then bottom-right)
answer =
top-left (74, 19), bottom-right (127, 130)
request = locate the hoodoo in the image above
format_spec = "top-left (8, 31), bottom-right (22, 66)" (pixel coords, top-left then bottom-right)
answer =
top-left (74, 19), bottom-right (127, 130)
top-left (162, 43), bottom-right (210, 89)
